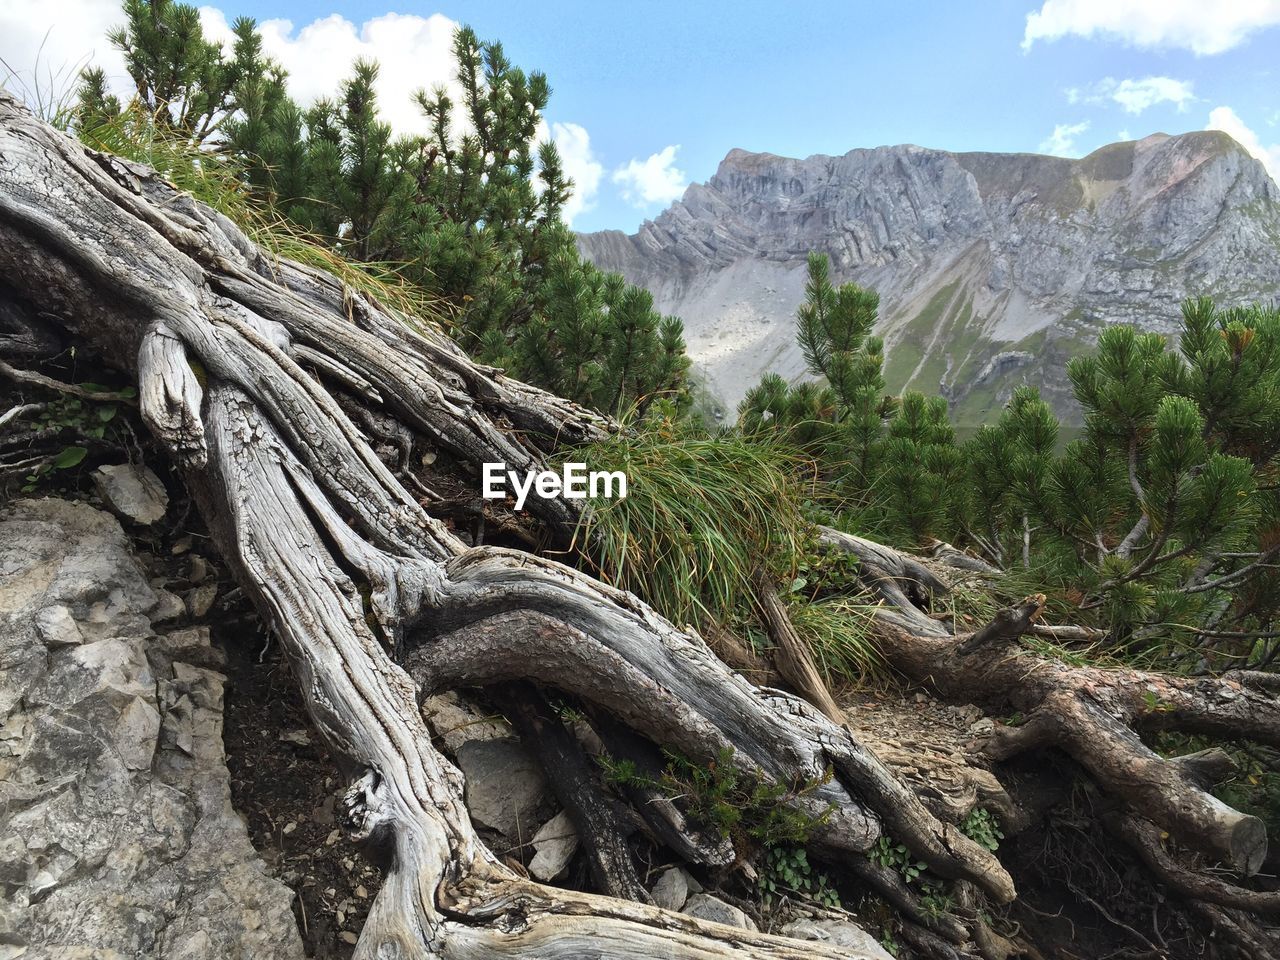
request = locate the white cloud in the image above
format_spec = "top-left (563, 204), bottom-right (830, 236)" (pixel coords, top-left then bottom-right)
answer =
top-left (0, 0), bottom-right (126, 111)
top-left (0, 2), bottom-right (604, 219)
top-left (613, 145), bottom-right (688, 208)
top-left (198, 8), bottom-right (460, 137)
top-left (547, 122), bottom-right (603, 226)
top-left (1207, 106), bottom-right (1280, 181)
top-left (1117, 128), bottom-right (1131, 140)
top-left (1066, 76), bottom-right (1195, 114)
top-left (1024, 0), bottom-right (1280, 55)
top-left (1109, 76), bottom-right (1195, 114)
top-left (1038, 121), bottom-right (1091, 156)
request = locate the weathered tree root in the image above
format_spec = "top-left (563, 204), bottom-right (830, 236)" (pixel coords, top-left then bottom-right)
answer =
top-left (836, 529), bottom-right (1280, 926)
top-left (0, 93), bottom-right (1008, 956)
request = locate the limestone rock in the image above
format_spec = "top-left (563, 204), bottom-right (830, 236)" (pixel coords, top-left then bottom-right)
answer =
top-left (0, 498), bottom-right (302, 959)
top-left (92, 463), bottom-right (169, 525)
top-left (456, 737), bottom-right (553, 842)
top-left (528, 810), bottom-right (579, 881)
top-left (681, 893), bottom-right (757, 931)
top-left (651, 865), bottom-right (697, 911)
top-left (421, 690), bottom-right (511, 754)
top-left (781, 918), bottom-right (894, 959)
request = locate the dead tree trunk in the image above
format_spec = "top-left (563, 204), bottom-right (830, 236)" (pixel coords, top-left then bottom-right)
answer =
top-left (0, 94), bottom-right (1011, 957)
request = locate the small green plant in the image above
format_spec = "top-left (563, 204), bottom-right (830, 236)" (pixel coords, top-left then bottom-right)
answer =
top-left (758, 845), bottom-right (840, 909)
top-left (600, 746), bottom-right (834, 849)
top-left (1142, 689), bottom-right (1175, 713)
top-left (868, 836), bottom-right (926, 882)
top-left (918, 882), bottom-right (957, 919)
top-left (960, 807), bottom-right (1004, 853)
top-left (20, 386), bottom-right (132, 492)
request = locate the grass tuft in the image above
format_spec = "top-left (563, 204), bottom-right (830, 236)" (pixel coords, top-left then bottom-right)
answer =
top-left (569, 424), bottom-right (812, 627)
top-left (787, 597), bottom-right (885, 685)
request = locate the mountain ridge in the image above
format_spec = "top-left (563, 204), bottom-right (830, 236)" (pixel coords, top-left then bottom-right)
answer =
top-left (577, 131), bottom-right (1280, 422)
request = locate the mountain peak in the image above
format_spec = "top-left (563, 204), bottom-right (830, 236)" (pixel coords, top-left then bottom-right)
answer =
top-left (579, 134), bottom-right (1280, 421)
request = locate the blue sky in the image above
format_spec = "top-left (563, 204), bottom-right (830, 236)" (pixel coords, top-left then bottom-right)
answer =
top-left (4, 0), bottom-right (1280, 232)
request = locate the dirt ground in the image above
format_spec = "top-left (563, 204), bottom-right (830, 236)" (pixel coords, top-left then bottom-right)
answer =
top-left (219, 615), bottom-right (382, 959)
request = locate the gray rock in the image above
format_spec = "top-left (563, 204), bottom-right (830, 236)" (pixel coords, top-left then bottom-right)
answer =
top-left (0, 498), bottom-right (302, 959)
top-left (528, 810), bottom-right (579, 881)
top-left (34, 604), bottom-right (82, 647)
top-left (681, 893), bottom-right (757, 931)
top-left (579, 131), bottom-right (1280, 423)
top-left (651, 866), bottom-right (694, 911)
top-left (421, 690), bottom-right (511, 754)
top-left (93, 463), bottom-right (169, 525)
top-left (187, 582), bottom-right (218, 618)
top-left (781, 918), bottom-right (894, 959)
top-left (456, 737), bottom-right (553, 842)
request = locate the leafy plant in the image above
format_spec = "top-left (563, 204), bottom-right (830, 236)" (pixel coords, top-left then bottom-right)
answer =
top-left (600, 746), bottom-right (834, 849)
top-left (20, 386), bottom-right (132, 492)
top-left (868, 836), bottom-right (927, 883)
top-left (960, 807), bottom-right (1004, 854)
top-left (758, 845), bottom-right (841, 909)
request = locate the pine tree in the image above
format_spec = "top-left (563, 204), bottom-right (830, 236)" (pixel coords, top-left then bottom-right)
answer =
top-left (83, 0), bottom-right (266, 144)
top-left (77, 3), bottom-right (691, 419)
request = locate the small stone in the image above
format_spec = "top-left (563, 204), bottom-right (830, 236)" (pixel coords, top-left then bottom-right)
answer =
top-left (35, 605), bottom-right (83, 647)
top-left (189, 555), bottom-right (210, 584)
top-left (283, 822), bottom-right (297, 835)
top-left (187, 583), bottom-right (218, 618)
top-left (149, 589), bottom-right (188, 623)
top-left (780, 918), bottom-right (894, 959)
top-left (968, 717), bottom-right (995, 736)
top-left (93, 463), bottom-right (169, 525)
top-left (171, 535), bottom-right (193, 555)
top-left (355, 885), bottom-right (368, 899)
top-left (340, 931), bottom-right (358, 945)
top-left (528, 810), bottom-right (579, 881)
top-left (681, 893), bottom-right (757, 931)
top-left (651, 866), bottom-right (692, 911)
top-left (280, 728), bottom-right (311, 746)
top-left (326, 830), bottom-right (341, 846)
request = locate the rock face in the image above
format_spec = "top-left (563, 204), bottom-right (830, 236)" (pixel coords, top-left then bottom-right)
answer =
top-left (578, 132), bottom-right (1280, 423)
top-left (0, 498), bottom-right (302, 959)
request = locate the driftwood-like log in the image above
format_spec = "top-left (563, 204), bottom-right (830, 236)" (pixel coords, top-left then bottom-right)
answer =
top-left (850, 536), bottom-right (1279, 887)
top-left (0, 92), bottom-right (1009, 957)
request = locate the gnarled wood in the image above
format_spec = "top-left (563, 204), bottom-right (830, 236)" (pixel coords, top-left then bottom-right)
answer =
top-left (0, 92), bottom-right (1005, 957)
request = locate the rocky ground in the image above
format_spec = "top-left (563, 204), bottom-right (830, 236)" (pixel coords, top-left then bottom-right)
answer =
top-left (2, 470), bottom-right (897, 958)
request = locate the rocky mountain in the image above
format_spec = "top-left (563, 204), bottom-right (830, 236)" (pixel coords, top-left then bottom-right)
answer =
top-left (578, 132), bottom-right (1280, 423)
